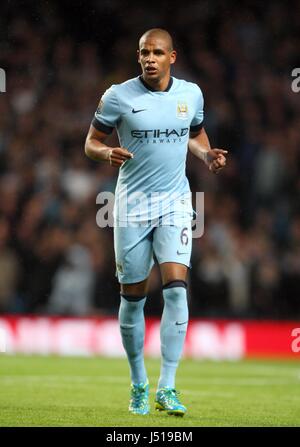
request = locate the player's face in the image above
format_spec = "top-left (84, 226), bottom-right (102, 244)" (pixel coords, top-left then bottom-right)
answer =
top-left (138, 36), bottom-right (176, 84)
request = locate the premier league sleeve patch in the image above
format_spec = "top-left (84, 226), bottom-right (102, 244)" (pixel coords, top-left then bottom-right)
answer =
top-left (96, 99), bottom-right (104, 115)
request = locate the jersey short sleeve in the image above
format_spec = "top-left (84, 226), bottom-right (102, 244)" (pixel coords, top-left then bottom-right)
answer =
top-left (190, 85), bottom-right (204, 132)
top-left (92, 86), bottom-right (120, 134)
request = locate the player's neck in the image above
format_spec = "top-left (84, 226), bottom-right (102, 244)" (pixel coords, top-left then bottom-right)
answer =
top-left (153, 75), bottom-right (171, 92)
top-left (140, 74), bottom-right (172, 92)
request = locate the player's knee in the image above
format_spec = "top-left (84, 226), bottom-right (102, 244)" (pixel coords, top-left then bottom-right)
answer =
top-left (162, 280), bottom-right (187, 290)
top-left (162, 280), bottom-right (188, 308)
top-left (120, 294), bottom-right (146, 302)
top-left (119, 295), bottom-right (146, 325)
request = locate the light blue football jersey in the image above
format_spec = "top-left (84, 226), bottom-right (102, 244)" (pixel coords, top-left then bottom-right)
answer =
top-left (92, 76), bottom-right (204, 223)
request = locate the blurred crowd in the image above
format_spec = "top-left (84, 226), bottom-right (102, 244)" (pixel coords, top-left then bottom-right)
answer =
top-left (0, 0), bottom-right (299, 318)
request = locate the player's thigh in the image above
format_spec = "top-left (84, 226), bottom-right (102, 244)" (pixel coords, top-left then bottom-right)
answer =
top-left (153, 223), bottom-right (192, 281)
top-left (120, 277), bottom-right (150, 296)
top-left (159, 262), bottom-right (188, 285)
top-left (114, 223), bottom-right (154, 286)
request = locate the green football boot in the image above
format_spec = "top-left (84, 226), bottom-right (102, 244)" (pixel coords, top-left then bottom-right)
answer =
top-left (128, 381), bottom-right (150, 415)
top-left (155, 387), bottom-right (187, 416)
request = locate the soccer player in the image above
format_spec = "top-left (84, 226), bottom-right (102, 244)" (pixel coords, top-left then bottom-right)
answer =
top-left (85, 28), bottom-right (227, 416)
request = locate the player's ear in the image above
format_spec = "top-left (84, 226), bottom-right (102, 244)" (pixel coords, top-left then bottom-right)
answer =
top-left (170, 50), bottom-right (177, 65)
top-left (137, 50), bottom-right (141, 64)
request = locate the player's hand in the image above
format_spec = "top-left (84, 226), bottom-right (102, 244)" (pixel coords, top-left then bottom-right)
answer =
top-left (106, 147), bottom-right (134, 167)
top-left (206, 149), bottom-right (228, 174)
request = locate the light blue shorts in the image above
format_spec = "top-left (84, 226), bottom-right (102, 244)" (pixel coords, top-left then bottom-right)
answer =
top-left (114, 214), bottom-right (193, 284)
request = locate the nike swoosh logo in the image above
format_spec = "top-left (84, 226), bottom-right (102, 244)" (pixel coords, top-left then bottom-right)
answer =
top-left (175, 321), bottom-right (188, 326)
top-left (177, 250), bottom-right (188, 255)
top-left (132, 108), bottom-right (146, 114)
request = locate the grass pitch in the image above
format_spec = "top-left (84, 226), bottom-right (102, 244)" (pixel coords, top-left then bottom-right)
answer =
top-left (0, 355), bottom-right (299, 427)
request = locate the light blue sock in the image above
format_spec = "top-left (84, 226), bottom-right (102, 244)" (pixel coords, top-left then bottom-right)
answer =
top-left (158, 282), bottom-right (189, 390)
top-left (118, 295), bottom-right (148, 385)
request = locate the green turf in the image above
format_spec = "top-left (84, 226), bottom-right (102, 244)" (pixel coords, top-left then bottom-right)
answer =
top-left (0, 355), bottom-right (299, 427)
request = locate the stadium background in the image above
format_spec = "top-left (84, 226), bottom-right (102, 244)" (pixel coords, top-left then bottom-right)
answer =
top-left (0, 0), bottom-right (299, 325)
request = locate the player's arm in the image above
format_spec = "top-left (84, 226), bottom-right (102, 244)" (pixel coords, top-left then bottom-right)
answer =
top-left (85, 124), bottom-right (133, 167)
top-left (188, 127), bottom-right (228, 174)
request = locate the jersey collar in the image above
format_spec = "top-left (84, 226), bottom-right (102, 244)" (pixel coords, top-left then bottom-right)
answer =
top-left (139, 75), bottom-right (173, 92)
